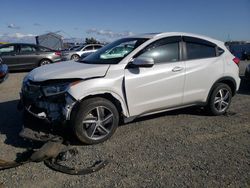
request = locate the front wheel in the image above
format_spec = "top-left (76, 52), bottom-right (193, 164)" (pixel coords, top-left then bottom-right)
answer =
top-left (207, 83), bottom-right (232, 116)
top-left (71, 98), bottom-right (119, 144)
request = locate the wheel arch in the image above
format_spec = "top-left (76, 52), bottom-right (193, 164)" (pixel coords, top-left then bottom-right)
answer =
top-left (70, 92), bottom-right (129, 122)
top-left (206, 76), bottom-right (237, 103)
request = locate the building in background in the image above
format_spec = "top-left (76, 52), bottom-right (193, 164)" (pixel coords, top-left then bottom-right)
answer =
top-left (36, 32), bottom-right (63, 50)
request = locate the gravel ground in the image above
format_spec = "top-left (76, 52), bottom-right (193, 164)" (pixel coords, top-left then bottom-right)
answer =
top-left (0, 62), bottom-right (250, 188)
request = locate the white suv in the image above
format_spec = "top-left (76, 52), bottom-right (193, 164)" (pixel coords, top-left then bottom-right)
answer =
top-left (20, 32), bottom-right (241, 144)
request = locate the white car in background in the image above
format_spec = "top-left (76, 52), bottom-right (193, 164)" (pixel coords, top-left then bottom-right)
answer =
top-left (62, 44), bottom-right (103, 61)
top-left (20, 32), bottom-right (241, 144)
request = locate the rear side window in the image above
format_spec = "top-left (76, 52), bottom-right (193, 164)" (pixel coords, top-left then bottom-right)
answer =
top-left (136, 36), bottom-right (181, 64)
top-left (39, 46), bottom-right (52, 52)
top-left (20, 45), bottom-right (36, 53)
top-left (184, 36), bottom-right (216, 60)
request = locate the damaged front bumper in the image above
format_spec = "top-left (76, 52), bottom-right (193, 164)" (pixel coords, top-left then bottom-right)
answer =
top-left (19, 92), bottom-right (77, 123)
top-left (18, 81), bottom-right (78, 140)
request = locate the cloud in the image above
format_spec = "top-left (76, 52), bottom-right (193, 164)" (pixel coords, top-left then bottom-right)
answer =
top-left (33, 23), bottom-right (41, 26)
top-left (86, 28), bottom-right (134, 38)
top-left (0, 32), bottom-right (36, 43)
top-left (11, 33), bottom-right (36, 38)
top-left (7, 23), bottom-right (20, 29)
top-left (63, 37), bottom-right (83, 43)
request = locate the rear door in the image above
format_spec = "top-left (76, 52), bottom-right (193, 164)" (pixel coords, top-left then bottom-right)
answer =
top-left (124, 36), bottom-right (185, 116)
top-left (182, 36), bottom-right (222, 104)
top-left (0, 44), bottom-right (18, 69)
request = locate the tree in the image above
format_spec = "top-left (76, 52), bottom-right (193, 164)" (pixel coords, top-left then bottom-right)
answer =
top-left (85, 37), bottom-right (100, 44)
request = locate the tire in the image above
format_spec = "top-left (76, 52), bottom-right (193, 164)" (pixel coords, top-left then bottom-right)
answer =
top-left (71, 54), bottom-right (80, 61)
top-left (39, 59), bottom-right (51, 66)
top-left (71, 97), bottom-right (119, 144)
top-left (207, 83), bottom-right (232, 116)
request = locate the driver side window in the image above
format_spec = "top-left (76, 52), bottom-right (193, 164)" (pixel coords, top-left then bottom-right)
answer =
top-left (136, 37), bottom-right (180, 64)
top-left (0, 45), bottom-right (15, 55)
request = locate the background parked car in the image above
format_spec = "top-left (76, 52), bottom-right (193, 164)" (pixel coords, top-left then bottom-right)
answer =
top-left (242, 51), bottom-right (250, 60)
top-left (245, 64), bottom-right (250, 80)
top-left (0, 57), bottom-right (8, 83)
top-left (80, 51), bottom-right (95, 59)
top-left (0, 43), bottom-right (62, 71)
top-left (62, 44), bottom-right (103, 61)
top-left (226, 42), bottom-right (250, 60)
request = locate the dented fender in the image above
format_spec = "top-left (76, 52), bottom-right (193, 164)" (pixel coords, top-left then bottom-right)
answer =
top-left (67, 76), bottom-right (129, 117)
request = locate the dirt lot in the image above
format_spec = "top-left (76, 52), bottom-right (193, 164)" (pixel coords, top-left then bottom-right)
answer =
top-left (0, 62), bottom-right (250, 188)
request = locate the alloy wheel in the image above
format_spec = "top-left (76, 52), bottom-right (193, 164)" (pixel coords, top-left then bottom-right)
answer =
top-left (82, 106), bottom-right (114, 140)
top-left (40, 60), bottom-right (50, 66)
top-left (71, 55), bottom-right (79, 61)
top-left (214, 88), bottom-right (230, 112)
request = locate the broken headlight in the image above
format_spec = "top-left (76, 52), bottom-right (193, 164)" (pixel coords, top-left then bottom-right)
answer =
top-left (42, 83), bottom-right (70, 96)
top-left (42, 80), bottom-right (81, 97)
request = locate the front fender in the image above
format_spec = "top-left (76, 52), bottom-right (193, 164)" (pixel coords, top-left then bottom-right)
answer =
top-left (67, 77), bottom-right (129, 117)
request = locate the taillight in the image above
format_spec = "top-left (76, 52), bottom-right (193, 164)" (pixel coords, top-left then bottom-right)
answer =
top-left (233, 57), bottom-right (240, 66)
top-left (55, 51), bottom-right (61, 56)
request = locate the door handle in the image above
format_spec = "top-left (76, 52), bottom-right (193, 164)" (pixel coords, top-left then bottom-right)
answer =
top-left (172, 66), bottom-right (184, 72)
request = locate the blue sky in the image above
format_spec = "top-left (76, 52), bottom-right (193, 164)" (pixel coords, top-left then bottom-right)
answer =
top-left (0, 0), bottom-right (250, 43)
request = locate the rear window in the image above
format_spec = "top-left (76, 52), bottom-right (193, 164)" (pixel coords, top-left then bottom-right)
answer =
top-left (186, 42), bottom-right (216, 60)
top-left (184, 36), bottom-right (217, 60)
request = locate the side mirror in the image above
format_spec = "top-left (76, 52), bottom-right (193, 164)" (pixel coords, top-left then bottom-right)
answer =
top-left (130, 57), bottom-right (154, 68)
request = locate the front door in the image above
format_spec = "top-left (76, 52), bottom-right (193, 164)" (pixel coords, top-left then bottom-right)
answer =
top-left (0, 44), bottom-right (18, 69)
top-left (124, 37), bottom-right (185, 116)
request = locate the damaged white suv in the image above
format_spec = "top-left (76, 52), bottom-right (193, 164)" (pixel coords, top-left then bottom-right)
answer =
top-left (20, 32), bottom-right (241, 144)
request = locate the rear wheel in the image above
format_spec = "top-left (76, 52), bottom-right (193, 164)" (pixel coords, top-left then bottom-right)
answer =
top-left (39, 59), bottom-right (51, 66)
top-left (71, 54), bottom-right (80, 61)
top-left (71, 98), bottom-right (119, 144)
top-left (207, 83), bottom-right (232, 115)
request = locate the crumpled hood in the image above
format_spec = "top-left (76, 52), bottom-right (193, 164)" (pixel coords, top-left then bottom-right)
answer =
top-left (28, 61), bottom-right (110, 82)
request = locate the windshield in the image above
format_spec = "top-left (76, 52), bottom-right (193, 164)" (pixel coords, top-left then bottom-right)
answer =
top-left (80, 38), bottom-right (148, 64)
